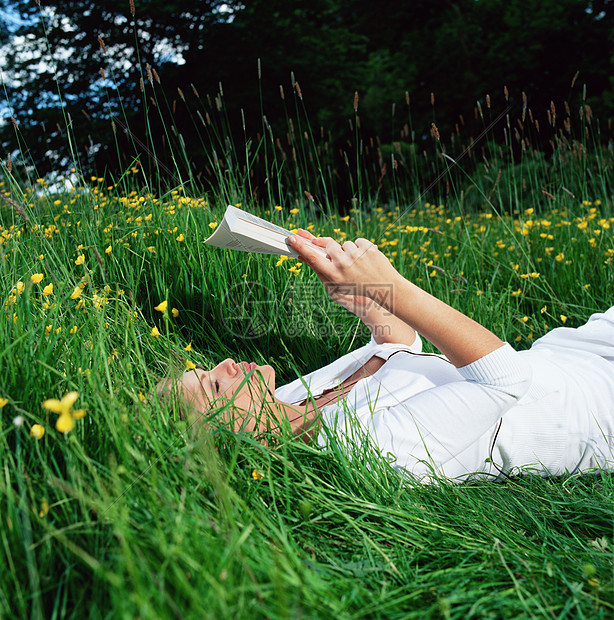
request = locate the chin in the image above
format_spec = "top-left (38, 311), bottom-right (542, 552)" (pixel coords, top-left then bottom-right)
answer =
top-left (256, 364), bottom-right (275, 391)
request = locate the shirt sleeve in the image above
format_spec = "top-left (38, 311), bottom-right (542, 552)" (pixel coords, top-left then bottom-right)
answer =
top-left (330, 344), bottom-right (532, 480)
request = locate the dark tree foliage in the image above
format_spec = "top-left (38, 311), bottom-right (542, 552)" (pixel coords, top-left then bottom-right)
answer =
top-left (1, 0), bottom-right (613, 188)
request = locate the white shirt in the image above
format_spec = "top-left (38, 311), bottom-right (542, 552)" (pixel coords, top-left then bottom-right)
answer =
top-left (275, 308), bottom-right (614, 482)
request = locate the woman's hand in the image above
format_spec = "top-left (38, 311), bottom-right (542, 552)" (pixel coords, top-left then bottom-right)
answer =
top-left (288, 229), bottom-right (401, 311)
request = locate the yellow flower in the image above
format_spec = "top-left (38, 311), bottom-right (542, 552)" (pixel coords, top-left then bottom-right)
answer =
top-left (511, 289), bottom-right (521, 296)
top-left (275, 255), bottom-right (289, 267)
top-left (252, 469), bottom-right (264, 480)
top-left (105, 245), bottom-right (112, 254)
top-left (15, 281), bottom-right (24, 294)
top-left (184, 343), bottom-right (192, 352)
top-left (176, 233), bottom-right (184, 242)
top-left (42, 283), bottom-right (53, 295)
top-left (0, 398), bottom-right (8, 408)
top-left (138, 391), bottom-right (147, 402)
top-left (31, 273), bottom-right (44, 284)
top-left (70, 286), bottom-right (82, 299)
top-left (560, 315), bottom-right (567, 324)
top-left (38, 497), bottom-right (49, 518)
top-left (42, 391), bottom-right (86, 434)
top-left (555, 253), bottom-right (565, 262)
top-left (289, 208), bottom-right (299, 214)
top-left (154, 300), bottom-right (168, 312)
top-left (519, 316), bottom-right (529, 323)
top-left (151, 326), bottom-right (160, 338)
top-left (208, 222), bottom-right (218, 229)
top-left (75, 254), bottom-right (85, 265)
top-left (185, 360), bottom-right (196, 370)
top-left (274, 206), bottom-right (282, 211)
top-left (30, 424), bottom-right (45, 440)
top-left (171, 307), bottom-right (179, 318)
top-left (70, 326), bottom-right (77, 334)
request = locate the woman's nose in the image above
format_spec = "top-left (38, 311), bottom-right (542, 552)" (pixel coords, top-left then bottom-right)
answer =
top-left (221, 358), bottom-right (238, 375)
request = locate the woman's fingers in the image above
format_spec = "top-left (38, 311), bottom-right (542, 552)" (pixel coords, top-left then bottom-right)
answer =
top-left (288, 235), bottom-right (335, 277)
top-left (295, 229), bottom-right (333, 248)
top-left (289, 233), bottom-right (400, 302)
top-left (295, 228), bottom-right (316, 241)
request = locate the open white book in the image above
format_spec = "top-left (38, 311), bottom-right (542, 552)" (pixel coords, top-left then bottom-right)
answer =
top-left (204, 205), bottom-right (328, 258)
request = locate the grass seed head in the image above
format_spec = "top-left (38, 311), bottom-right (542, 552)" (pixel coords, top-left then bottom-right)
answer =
top-left (98, 35), bottom-right (107, 54)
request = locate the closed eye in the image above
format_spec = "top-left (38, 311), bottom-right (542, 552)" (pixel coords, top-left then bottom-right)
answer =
top-left (214, 380), bottom-right (220, 393)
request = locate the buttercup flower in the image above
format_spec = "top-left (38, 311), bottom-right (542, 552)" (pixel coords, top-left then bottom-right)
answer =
top-left (75, 255), bottom-right (85, 265)
top-left (176, 234), bottom-right (184, 242)
top-left (42, 283), bottom-right (53, 295)
top-left (171, 307), bottom-right (179, 318)
top-left (252, 469), bottom-right (264, 480)
top-left (154, 300), bottom-right (168, 312)
top-left (42, 391), bottom-right (86, 433)
top-left (30, 424), bottom-right (45, 440)
top-left (151, 326), bottom-right (160, 338)
top-left (184, 343), bottom-right (192, 352)
top-left (0, 397), bottom-right (7, 408)
top-left (185, 360), bottom-right (196, 370)
top-left (38, 498), bottom-right (49, 518)
top-left (31, 273), bottom-right (44, 284)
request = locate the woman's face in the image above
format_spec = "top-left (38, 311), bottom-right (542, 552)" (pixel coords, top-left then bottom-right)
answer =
top-left (161, 358), bottom-right (276, 422)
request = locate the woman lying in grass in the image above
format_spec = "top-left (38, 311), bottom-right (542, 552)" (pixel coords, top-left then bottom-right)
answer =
top-left (159, 230), bottom-right (614, 482)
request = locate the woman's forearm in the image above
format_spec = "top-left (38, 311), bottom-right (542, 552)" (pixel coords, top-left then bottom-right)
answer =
top-left (381, 274), bottom-right (504, 367)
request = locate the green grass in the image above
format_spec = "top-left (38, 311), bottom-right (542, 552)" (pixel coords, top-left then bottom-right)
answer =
top-left (1, 167), bottom-right (613, 618)
top-left (1, 42), bottom-right (614, 616)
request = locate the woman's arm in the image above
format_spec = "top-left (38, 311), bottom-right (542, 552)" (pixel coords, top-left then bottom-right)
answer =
top-left (288, 233), bottom-right (503, 368)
